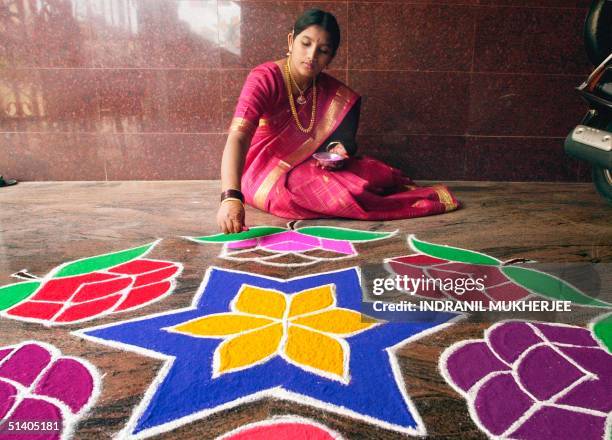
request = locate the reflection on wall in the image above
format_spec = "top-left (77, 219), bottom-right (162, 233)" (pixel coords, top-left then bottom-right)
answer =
top-left (1, 0), bottom-right (86, 67)
top-left (178, 1), bottom-right (219, 50)
top-left (72, 0), bottom-right (138, 34)
top-left (0, 81), bottom-right (44, 119)
top-left (218, 1), bottom-right (240, 57)
top-left (0, 0), bottom-right (592, 181)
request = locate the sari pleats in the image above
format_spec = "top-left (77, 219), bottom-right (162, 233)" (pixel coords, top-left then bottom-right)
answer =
top-left (270, 157), bottom-right (460, 220)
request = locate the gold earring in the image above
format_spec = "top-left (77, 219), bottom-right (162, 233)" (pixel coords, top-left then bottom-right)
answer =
top-left (286, 51), bottom-right (291, 56)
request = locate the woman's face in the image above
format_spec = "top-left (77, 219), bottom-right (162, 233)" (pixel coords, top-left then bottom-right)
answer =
top-left (288, 25), bottom-right (334, 80)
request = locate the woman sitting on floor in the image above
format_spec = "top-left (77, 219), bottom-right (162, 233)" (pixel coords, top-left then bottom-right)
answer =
top-left (217, 9), bottom-right (460, 233)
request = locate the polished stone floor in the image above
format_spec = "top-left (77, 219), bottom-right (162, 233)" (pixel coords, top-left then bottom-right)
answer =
top-left (0, 181), bottom-right (610, 439)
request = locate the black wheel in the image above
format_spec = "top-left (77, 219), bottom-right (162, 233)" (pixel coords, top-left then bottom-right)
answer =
top-left (584, 0), bottom-right (612, 66)
top-left (592, 165), bottom-right (612, 203)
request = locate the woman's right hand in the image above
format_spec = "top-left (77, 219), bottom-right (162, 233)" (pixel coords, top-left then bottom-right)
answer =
top-left (217, 200), bottom-right (247, 234)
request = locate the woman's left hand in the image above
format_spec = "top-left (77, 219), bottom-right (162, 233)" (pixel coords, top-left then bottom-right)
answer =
top-left (315, 142), bottom-right (349, 170)
top-left (327, 143), bottom-right (349, 158)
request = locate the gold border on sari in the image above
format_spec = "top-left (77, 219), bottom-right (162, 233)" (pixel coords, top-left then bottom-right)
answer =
top-left (252, 85), bottom-right (355, 210)
top-left (229, 117), bottom-right (257, 136)
top-left (432, 185), bottom-right (458, 212)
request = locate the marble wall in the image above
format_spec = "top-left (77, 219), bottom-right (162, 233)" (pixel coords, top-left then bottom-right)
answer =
top-left (0, 0), bottom-right (593, 181)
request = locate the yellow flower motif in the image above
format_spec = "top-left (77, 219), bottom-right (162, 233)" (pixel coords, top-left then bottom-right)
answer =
top-left (170, 284), bottom-right (377, 382)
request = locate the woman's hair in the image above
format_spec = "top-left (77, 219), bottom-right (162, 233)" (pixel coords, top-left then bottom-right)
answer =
top-left (293, 9), bottom-right (341, 57)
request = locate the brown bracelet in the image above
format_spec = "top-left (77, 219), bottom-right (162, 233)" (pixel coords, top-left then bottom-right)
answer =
top-left (221, 189), bottom-right (244, 203)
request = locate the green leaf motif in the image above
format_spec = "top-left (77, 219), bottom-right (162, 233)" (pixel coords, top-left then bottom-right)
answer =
top-left (409, 236), bottom-right (500, 266)
top-left (53, 242), bottom-right (157, 278)
top-left (502, 266), bottom-right (612, 308)
top-left (191, 226), bottom-right (286, 243)
top-left (0, 281), bottom-right (40, 311)
top-left (298, 226), bottom-right (393, 242)
top-left (593, 314), bottom-right (612, 353)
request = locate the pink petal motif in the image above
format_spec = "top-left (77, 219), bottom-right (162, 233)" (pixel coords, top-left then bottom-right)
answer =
top-left (260, 231), bottom-right (319, 252)
top-left (473, 372), bottom-right (534, 435)
top-left (0, 342), bottom-right (98, 440)
top-left (443, 341), bottom-right (509, 392)
top-left (320, 238), bottom-right (356, 255)
top-left (0, 344), bottom-right (51, 387)
top-left (227, 238), bottom-right (259, 249)
top-left (6, 398), bottom-right (63, 440)
top-left (0, 380), bottom-right (17, 418)
top-left (35, 359), bottom-right (94, 413)
top-left (0, 349), bottom-right (12, 362)
top-left (223, 420), bottom-right (337, 440)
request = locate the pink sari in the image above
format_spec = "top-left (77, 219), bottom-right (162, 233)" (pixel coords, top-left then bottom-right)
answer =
top-left (230, 61), bottom-right (459, 220)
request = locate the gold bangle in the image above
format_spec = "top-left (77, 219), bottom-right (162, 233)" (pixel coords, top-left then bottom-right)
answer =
top-left (221, 197), bottom-right (243, 206)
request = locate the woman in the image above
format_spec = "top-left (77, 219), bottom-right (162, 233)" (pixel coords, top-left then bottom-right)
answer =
top-left (217, 9), bottom-right (459, 233)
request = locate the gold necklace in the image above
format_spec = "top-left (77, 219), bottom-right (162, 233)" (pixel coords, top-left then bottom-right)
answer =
top-left (290, 71), bottom-right (307, 104)
top-left (284, 59), bottom-right (316, 133)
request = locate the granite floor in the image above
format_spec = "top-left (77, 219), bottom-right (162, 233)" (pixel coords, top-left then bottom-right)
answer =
top-left (0, 181), bottom-right (610, 439)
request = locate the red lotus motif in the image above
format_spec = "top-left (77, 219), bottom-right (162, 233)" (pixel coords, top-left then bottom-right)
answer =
top-left (386, 254), bottom-right (531, 304)
top-left (5, 259), bottom-right (181, 324)
top-left (384, 236), bottom-right (611, 308)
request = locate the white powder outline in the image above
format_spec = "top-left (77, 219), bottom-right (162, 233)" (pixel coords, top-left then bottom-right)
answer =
top-left (0, 340), bottom-right (101, 440)
top-left (184, 225), bottom-right (397, 268)
top-left (1, 241), bottom-right (183, 326)
top-left (438, 318), bottom-right (612, 439)
top-left (73, 266), bottom-right (462, 439)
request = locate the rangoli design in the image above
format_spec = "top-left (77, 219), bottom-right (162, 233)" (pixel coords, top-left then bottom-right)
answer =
top-left (440, 320), bottom-right (612, 440)
top-left (218, 416), bottom-right (343, 440)
top-left (0, 241), bottom-right (182, 325)
top-left (593, 313), bottom-right (612, 353)
top-left (385, 235), bottom-right (611, 307)
top-left (186, 223), bottom-right (396, 267)
top-left (75, 267), bottom-right (458, 438)
top-left (0, 341), bottom-right (100, 439)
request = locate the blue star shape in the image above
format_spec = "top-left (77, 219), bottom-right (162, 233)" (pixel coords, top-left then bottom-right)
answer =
top-left (76, 267), bottom-right (458, 438)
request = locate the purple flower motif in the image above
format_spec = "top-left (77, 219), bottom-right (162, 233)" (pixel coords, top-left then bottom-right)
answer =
top-left (0, 342), bottom-right (99, 439)
top-left (189, 225), bottom-right (395, 267)
top-left (441, 321), bottom-right (612, 440)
